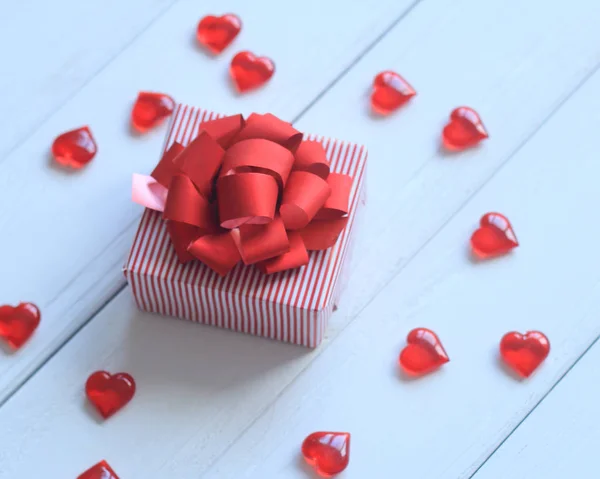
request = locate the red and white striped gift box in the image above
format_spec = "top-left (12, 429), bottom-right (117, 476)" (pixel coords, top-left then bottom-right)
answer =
top-left (124, 105), bottom-right (367, 348)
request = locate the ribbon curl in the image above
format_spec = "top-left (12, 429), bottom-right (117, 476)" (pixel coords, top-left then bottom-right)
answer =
top-left (132, 112), bottom-right (353, 276)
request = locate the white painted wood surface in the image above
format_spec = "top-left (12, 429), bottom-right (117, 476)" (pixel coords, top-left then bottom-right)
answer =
top-left (473, 338), bottom-right (600, 479)
top-left (1, 0), bottom-right (600, 477)
top-left (0, 0), bottom-right (420, 402)
top-left (0, 0), bottom-right (178, 158)
top-left (174, 65), bottom-right (600, 479)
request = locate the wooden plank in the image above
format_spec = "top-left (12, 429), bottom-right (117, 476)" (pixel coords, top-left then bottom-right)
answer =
top-left (195, 58), bottom-right (600, 479)
top-left (1, 1), bottom-right (600, 477)
top-left (0, 0), bottom-right (177, 159)
top-left (472, 335), bottom-right (600, 479)
top-left (0, 0), bottom-right (420, 402)
top-left (0, 292), bottom-right (317, 477)
top-left (294, 0), bottom-right (600, 339)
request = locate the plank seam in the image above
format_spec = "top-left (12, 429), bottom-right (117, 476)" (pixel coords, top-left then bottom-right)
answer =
top-left (192, 57), bottom-right (600, 477)
top-left (0, 0), bottom-right (429, 404)
top-left (468, 330), bottom-right (600, 479)
top-left (344, 57), bottom-right (600, 346)
top-left (289, 0), bottom-right (425, 123)
top-left (6, 5), bottom-right (597, 470)
top-left (0, 0), bottom-right (182, 164)
top-left (0, 285), bottom-right (125, 409)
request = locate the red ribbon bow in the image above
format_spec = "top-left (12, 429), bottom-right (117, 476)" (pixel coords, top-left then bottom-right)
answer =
top-left (134, 113), bottom-right (352, 276)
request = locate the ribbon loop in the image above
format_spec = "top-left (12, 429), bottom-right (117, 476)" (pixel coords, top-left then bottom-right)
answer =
top-left (173, 131), bottom-right (225, 196)
top-left (220, 139), bottom-right (295, 187)
top-left (238, 216), bottom-right (289, 265)
top-left (199, 114), bottom-right (245, 149)
top-left (294, 140), bottom-right (330, 179)
top-left (314, 173), bottom-right (353, 220)
top-left (132, 174), bottom-right (168, 212)
top-left (217, 172), bottom-right (279, 229)
top-left (151, 142), bottom-right (184, 187)
top-left (299, 217), bottom-right (349, 251)
top-left (164, 175), bottom-right (212, 228)
top-left (232, 113), bottom-right (303, 151)
top-left (258, 232), bottom-right (309, 274)
top-left (188, 231), bottom-right (241, 277)
top-left (166, 221), bottom-right (201, 264)
top-left (280, 171), bottom-right (331, 230)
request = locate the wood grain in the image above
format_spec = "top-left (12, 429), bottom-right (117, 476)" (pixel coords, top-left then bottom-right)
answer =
top-left (198, 60), bottom-right (600, 479)
top-left (0, 0), bottom-right (178, 159)
top-left (473, 335), bottom-right (600, 479)
top-left (0, 0), bottom-right (421, 403)
top-left (1, 0), bottom-right (600, 477)
top-left (293, 0), bottom-right (600, 339)
top-left (2, 57), bottom-right (599, 478)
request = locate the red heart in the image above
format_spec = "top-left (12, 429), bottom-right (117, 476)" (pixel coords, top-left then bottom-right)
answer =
top-left (471, 212), bottom-right (518, 259)
top-left (399, 328), bottom-right (449, 376)
top-left (370, 71), bottom-right (416, 115)
top-left (500, 331), bottom-right (550, 378)
top-left (442, 106), bottom-right (488, 151)
top-left (0, 302), bottom-right (40, 350)
top-left (52, 126), bottom-right (97, 168)
top-left (196, 14), bottom-right (242, 54)
top-left (77, 460), bottom-right (119, 479)
top-left (85, 371), bottom-right (136, 419)
top-left (230, 51), bottom-right (275, 93)
top-left (302, 432), bottom-right (350, 477)
top-left (131, 92), bottom-right (175, 133)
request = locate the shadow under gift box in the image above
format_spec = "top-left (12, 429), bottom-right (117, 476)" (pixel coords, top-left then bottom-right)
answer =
top-left (123, 105), bottom-right (367, 348)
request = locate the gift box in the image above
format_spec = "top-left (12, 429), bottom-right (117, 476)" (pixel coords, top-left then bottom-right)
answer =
top-left (124, 105), bottom-right (367, 347)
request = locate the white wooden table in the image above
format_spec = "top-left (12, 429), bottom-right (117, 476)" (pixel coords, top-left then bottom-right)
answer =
top-left (1, 0), bottom-right (599, 477)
